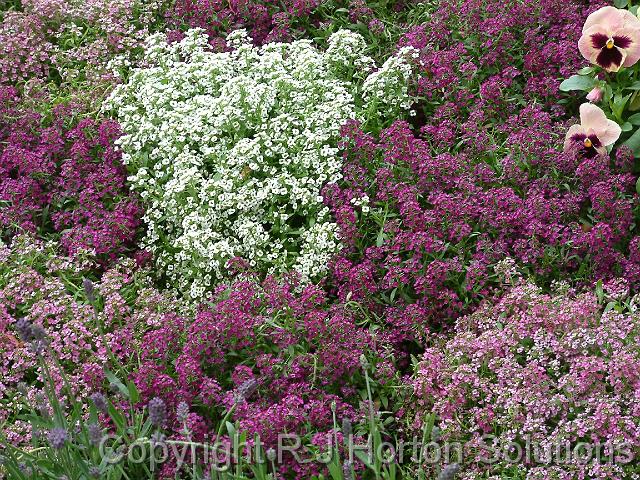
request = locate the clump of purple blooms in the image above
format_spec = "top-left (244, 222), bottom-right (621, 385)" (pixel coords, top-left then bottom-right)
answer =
top-left (165, 0), bottom-right (322, 46)
top-left (322, 0), bottom-right (636, 344)
top-left (0, 87), bottom-right (140, 260)
top-left (128, 276), bottom-right (392, 445)
top-left (325, 110), bottom-right (638, 343)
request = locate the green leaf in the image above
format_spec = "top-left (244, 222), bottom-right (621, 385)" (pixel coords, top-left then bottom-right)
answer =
top-left (622, 122), bottom-right (633, 132)
top-left (354, 449), bottom-right (375, 469)
top-left (389, 287), bottom-right (397, 302)
top-left (559, 75), bottom-right (595, 92)
top-left (327, 455), bottom-right (343, 480)
top-left (127, 381), bottom-right (140, 404)
top-left (604, 301), bottom-right (617, 313)
top-left (628, 113), bottom-right (640, 125)
top-left (630, 92), bottom-right (640, 111)
top-left (613, 93), bottom-right (633, 119)
top-left (577, 66), bottom-right (595, 75)
top-left (614, 0), bottom-right (629, 7)
top-left (105, 370), bottom-right (130, 400)
top-left (226, 421), bottom-right (236, 437)
top-left (636, 176), bottom-right (640, 195)
top-left (624, 127), bottom-right (640, 157)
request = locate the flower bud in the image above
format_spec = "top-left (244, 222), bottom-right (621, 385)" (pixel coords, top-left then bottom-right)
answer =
top-left (47, 428), bottom-right (68, 450)
top-left (176, 401), bottom-right (189, 424)
top-left (586, 86), bottom-right (603, 103)
top-left (266, 448), bottom-right (277, 462)
top-left (89, 393), bottom-right (109, 414)
top-left (83, 278), bottom-right (95, 302)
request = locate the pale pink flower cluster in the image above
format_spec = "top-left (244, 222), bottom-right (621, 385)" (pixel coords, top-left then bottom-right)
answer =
top-left (412, 282), bottom-right (640, 480)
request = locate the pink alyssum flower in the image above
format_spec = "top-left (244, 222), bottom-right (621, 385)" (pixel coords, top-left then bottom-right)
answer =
top-left (411, 282), bottom-right (640, 479)
top-left (0, 236), bottom-right (181, 446)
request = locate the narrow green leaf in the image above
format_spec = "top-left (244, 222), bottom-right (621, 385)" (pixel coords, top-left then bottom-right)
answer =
top-left (354, 449), bottom-right (375, 469)
top-left (625, 81), bottom-right (640, 91)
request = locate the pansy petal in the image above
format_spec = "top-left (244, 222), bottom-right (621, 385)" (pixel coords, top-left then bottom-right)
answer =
top-left (616, 27), bottom-right (640, 66)
top-left (579, 103), bottom-right (610, 132)
top-left (583, 6), bottom-right (625, 33)
top-left (597, 119), bottom-right (622, 146)
top-left (564, 124), bottom-right (587, 152)
top-left (596, 46), bottom-right (626, 71)
top-left (620, 8), bottom-right (640, 29)
top-left (579, 26), bottom-right (604, 64)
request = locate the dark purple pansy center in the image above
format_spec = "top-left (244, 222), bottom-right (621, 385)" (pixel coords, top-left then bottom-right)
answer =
top-left (570, 132), bottom-right (601, 158)
top-left (591, 33), bottom-right (633, 69)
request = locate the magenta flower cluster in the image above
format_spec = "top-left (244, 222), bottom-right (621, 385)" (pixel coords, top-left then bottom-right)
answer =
top-left (326, 110), bottom-right (638, 343)
top-left (164, 0), bottom-right (388, 47)
top-left (400, 0), bottom-right (605, 117)
top-left (323, 0), bottom-right (639, 346)
top-left (126, 274), bottom-right (393, 476)
top-left (0, 87), bottom-right (140, 260)
top-left (165, 0), bottom-right (322, 47)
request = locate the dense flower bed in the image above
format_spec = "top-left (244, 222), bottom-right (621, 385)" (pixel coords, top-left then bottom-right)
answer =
top-left (0, 235), bottom-right (180, 443)
top-left (127, 274), bottom-right (395, 477)
top-left (3, 0), bottom-right (640, 479)
top-left (325, 109), bottom-right (638, 342)
top-left (0, 0), bottom-right (166, 88)
top-left (412, 280), bottom-right (640, 480)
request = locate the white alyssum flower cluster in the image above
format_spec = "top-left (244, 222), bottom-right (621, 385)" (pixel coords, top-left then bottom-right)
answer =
top-left (325, 29), bottom-right (375, 72)
top-left (107, 28), bottom-right (415, 299)
top-left (363, 47), bottom-right (418, 114)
